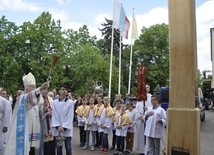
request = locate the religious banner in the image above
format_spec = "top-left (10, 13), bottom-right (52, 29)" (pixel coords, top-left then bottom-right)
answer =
top-left (136, 63), bottom-right (147, 101)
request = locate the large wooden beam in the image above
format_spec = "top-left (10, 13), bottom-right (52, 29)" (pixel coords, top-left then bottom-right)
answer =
top-left (167, 0), bottom-right (200, 154)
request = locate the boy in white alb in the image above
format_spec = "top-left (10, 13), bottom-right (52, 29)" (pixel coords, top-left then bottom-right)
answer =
top-left (83, 97), bottom-right (97, 151)
top-left (97, 96), bottom-right (115, 153)
top-left (111, 99), bottom-right (121, 150)
top-left (125, 102), bottom-right (140, 153)
top-left (94, 96), bottom-right (104, 147)
top-left (114, 104), bottom-right (132, 155)
top-left (51, 85), bottom-right (75, 155)
top-left (144, 95), bottom-right (167, 155)
top-left (75, 97), bottom-right (88, 147)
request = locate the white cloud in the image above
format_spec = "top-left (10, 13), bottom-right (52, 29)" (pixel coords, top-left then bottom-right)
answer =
top-left (93, 13), bottom-right (111, 26)
top-left (64, 21), bottom-right (85, 31)
top-left (49, 9), bottom-right (69, 22)
top-left (132, 2), bottom-right (214, 71)
top-left (123, 7), bottom-right (168, 44)
top-left (56, 0), bottom-right (65, 5)
top-left (56, 0), bottom-right (71, 5)
top-left (89, 13), bottom-right (111, 38)
top-left (1, 0), bottom-right (213, 71)
top-left (63, 21), bottom-right (102, 39)
top-left (125, 3), bottom-right (214, 71)
top-left (63, 13), bottom-right (110, 39)
top-left (196, 1), bottom-right (214, 71)
top-left (86, 2), bottom-right (214, 71)
top-left (136, 7), bottom-right (168, 29)
top-left (0, 0), bottom-right (42, 12)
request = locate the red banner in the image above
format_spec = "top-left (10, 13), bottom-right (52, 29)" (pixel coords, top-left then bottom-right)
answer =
top-left (136, 64), bottom-right (147, 101)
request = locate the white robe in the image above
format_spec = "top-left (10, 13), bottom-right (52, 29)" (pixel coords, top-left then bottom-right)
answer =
top-left (125, 108), bottom-right (139, 133)
top-left (97, 108), bottom-right (112, 134)
top-left (5, 88), bottom-right (40, 155)
top-left (0, 96), bottom-right (12, 154)
top-left (112, 109), bottom-right (120, 130)
top-left (28, 105), bottom-right (40, 148)
top-left (146, 93), bottom-right (152, 108)
top-left (77, 114), bottom-right (85, 127)
top-left (84, 108), bottom-right (97, 131)
top-left (144, 106), bottom-right (167, 138)
top-left (115, 115), bottom-right (129, 137)
top-left (135, 101), bottom-right (146, 153)
top-left (51, 98), bottom-right (74, 137)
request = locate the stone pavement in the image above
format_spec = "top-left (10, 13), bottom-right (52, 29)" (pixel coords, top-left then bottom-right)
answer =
top-left (71, 125), bottom-right (164, 155)
top-left (68, 110), bottom-right (214, 155)
top-left (201, 109), bottom-right (214, 155)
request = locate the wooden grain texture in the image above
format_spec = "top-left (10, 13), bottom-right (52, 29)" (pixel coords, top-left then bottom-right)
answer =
top-left (167, 0), bottom-right (200, 154)
top-left (169, 0), bottom-right (197, 109)
top-left (167, 108), bottom-right (200, 155)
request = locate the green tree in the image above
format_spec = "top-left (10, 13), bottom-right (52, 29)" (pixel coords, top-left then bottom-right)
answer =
top-left (0, 12), bottom-right (65, 93)
top-left (0, 16), bottom-right (22, 92)
top-left (0, 13), bottom-right (170, 98)
top-left (15, 12), bottom-right (65, 89)
top-left (98, 19), bottom-right (121, 59)
top-left (131, 23), bottom-right (169, 93)
top-left (97, 18), bottom-right (129, 96)
top-left (60, 43), bottom-right (118, 96)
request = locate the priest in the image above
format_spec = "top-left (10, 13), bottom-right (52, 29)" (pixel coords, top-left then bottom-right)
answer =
top-left (5, 72), bottom-right (49, 155)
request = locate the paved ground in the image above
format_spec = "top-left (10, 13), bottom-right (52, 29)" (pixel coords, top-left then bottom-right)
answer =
top-left (67, 110), bottom-right (214, 155)
top-left (200, 109), bottom-right (214, 155)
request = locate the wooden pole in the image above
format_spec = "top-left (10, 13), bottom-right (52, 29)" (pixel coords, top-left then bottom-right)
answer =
top-left (167, 0), bottom-right (200, 154)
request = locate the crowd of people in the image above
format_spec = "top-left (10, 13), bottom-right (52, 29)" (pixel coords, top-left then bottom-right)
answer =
top-left (0, 72), bottom-right (167, 155)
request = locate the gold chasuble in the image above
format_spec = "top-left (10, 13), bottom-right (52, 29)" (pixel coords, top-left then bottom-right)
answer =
top-left (83, 105), bottom-right (97, 118)
top-left (75, 105), bottom-right (88, 117)
top-left (94, 104), bottom-right (104, 116)
top-left (106, 105), bottom-right (115, 118)
top-left (115, 112), bottom-right (132, 126)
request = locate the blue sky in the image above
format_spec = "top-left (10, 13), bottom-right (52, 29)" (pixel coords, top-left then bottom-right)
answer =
top-left (0, 0), bottom-right (214, 72)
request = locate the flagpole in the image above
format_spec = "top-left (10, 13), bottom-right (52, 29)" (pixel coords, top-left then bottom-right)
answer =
top-left (109, 23), bottom-right (114, 99)
top-left (109, 0), bottom-right (119, 99)
top-left (118, 31), bottom-right (122, 95)
top-left (128, 8), bottom-right (135, 95)
top-left (128, 40), bottom-right (133, 95)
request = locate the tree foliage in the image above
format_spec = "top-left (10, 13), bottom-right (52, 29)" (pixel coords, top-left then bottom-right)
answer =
top-left (0, 12), bottom-right (170, 98)
top-left (132, 24), bottom-right (169, 93)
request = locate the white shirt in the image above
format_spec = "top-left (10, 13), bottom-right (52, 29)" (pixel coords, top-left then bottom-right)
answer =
top-left (98, 108), bottom-right (112, 134)
top-left (52, 98), bottom-right (74, 137)
top-left (125, 108), bottom-right (139, 133)
top-left (84, 108), bottom-right (97, 131)
top-left (146, 93), bottom-right (152, 107)
top-left (0, 96), bottom-right (12, 128)
top-left (115, 114), bottom-right (129, 137)
top-left (144, 106), bottom-right (167, 138)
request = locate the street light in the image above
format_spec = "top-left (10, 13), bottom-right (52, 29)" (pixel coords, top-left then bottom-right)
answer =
top-left (25, 39), bottom-right (31, 73)
top-left (25, 39), bottom-right (30, 45)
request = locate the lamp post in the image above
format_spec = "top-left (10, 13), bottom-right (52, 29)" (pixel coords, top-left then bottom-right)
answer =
top-left (63, 64), bottom-right (71, 76)
top-left (25, 39), bottom-right (31, 73)
top-left (210, 28), bottom-right (214, 88)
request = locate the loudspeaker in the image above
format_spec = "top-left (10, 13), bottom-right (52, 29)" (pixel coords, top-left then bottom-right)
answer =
top-left (96, 81), bottom-right (102, 86)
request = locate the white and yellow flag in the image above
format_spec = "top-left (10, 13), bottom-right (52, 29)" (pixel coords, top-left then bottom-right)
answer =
top-left (132, 12), bottom-right (138, 40)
